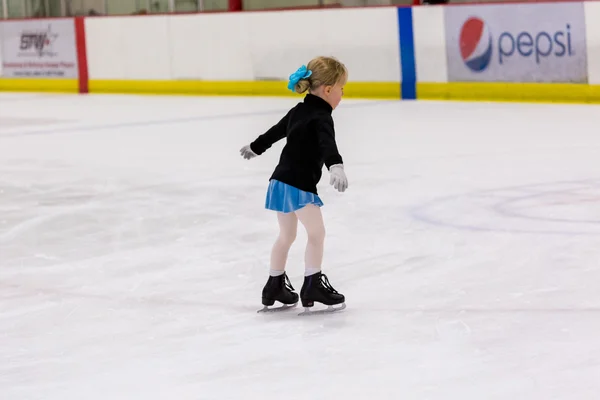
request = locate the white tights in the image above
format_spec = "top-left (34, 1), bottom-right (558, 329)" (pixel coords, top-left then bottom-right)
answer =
top-left (270, 204), bottom-right (325, 275)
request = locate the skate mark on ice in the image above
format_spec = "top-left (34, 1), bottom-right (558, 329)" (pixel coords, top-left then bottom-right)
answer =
top-left (491, 185), bottom-right (600, 225)
top-left (409, 178), bottom-right (600, 236)
top-left (435, 318), bottom-right (472, 341)
top-left (0, 94), bottom-right (69, 103)
top-left (0, 200), bottom-right (99, 243)
top-left (0, 280), bottom-right (254, 316)
top-left (0, 100), bottom-right (391, 139)
top-left (321, 251), bottom-right (434, 286)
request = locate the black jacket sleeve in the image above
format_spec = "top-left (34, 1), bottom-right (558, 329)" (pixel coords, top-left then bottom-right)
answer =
top-left (249, 109), bottom-right (291, 155)
top-left (315, 116), bottom-right (343, 169)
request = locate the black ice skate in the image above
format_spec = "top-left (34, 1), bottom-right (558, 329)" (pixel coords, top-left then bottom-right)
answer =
top-left (299, 272), bottom-right (346, 315)
top-left (257, 272), bottom-right (299, 313)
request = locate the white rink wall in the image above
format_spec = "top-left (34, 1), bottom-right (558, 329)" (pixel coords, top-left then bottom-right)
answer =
top-left (79, 2), bottom-right (600, 87)
top-left (584, 1), bottom-right (600, 84)
top-left (85, 15), bottom-right (174, 81)
top-left (84, 7), bottom-right (402, 83)
top-left (412, 6), bottom-right (447, 83)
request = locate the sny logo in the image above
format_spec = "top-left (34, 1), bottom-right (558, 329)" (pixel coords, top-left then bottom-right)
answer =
top-left (19, 24), bottom-right (58, 57)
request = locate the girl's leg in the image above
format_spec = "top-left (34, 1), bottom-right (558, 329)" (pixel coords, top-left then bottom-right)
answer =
top-left (269, 211), bottom-right (298, 275)
top-left (295, 204), bottom-right (326, 275)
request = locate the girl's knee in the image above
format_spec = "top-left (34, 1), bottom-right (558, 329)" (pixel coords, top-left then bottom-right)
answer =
top-left (276, 212), bottom-right (298, 246)
top-left (308, 225), bottom-right (325, 244)
top-left (279, 229), bottom-right (297, 246)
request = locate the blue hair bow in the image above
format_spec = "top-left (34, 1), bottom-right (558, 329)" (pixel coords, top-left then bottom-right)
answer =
top-left (287, 65), bottom-right (312, 92)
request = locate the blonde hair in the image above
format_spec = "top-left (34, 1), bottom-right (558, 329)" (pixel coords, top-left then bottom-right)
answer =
top-left (294, 56), bottom-right (348, 94)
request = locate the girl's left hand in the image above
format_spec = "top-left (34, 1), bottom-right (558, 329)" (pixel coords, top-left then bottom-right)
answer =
top-left (329, 164), bottom-right (348, 192)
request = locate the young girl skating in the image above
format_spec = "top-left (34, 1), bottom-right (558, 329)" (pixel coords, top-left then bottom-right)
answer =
top-left (240, 56), bottom-right (348, 315)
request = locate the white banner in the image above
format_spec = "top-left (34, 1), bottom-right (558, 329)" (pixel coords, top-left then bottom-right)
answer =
top-left (0, 19), bottom-right (78, 78)
top-left (444, 3), bottom-right (588, 83)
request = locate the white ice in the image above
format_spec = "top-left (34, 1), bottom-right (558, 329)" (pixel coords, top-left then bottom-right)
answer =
top-left (1, 92), bottom-right (600, 399)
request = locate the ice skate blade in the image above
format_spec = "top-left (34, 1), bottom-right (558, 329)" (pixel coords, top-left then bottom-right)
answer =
top-left (257, 302), bottom-right (298, 313)
top-left (298, 302), bottom-right (346, 316)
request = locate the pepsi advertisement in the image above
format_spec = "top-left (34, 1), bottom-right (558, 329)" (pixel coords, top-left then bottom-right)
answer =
top-left (444, 3), bottom-right (588, 83)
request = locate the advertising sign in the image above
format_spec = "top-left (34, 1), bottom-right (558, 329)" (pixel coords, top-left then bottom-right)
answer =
top-left (444, 3), bottom-right (587, 83)
top-left (0, 19), bottom-right (78, 78)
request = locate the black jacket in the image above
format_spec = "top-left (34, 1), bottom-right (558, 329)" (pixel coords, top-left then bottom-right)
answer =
top-left (250, 94), bottom-right (343, 195)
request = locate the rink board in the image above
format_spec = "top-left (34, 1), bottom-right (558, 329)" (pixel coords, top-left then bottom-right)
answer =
top-left (87, 80), bottom-right (401, 99)
top-left (2, 3), bottom-right (600, 103)
top-left (417, 83), bottom-right (600, 103)
top-left (0, 78), bottom-right (79, 93)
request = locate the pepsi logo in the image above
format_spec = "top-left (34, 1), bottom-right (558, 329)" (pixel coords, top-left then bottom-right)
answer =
top-left (459, 17), bottom-right (493, 72)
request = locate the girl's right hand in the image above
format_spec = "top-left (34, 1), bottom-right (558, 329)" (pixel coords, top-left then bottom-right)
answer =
top-left (240, 145), bottom-right (257, 160)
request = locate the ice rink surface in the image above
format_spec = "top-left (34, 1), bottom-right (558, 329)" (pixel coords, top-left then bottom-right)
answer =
top-left (1, 92), bottom-right (600, 399)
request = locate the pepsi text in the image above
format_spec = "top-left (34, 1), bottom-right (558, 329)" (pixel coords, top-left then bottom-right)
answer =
top-left (498, 24), bottom-right (573, 64)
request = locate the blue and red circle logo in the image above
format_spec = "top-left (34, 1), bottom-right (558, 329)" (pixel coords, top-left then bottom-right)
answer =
top-left (459, 17), bottom-right (493, 72)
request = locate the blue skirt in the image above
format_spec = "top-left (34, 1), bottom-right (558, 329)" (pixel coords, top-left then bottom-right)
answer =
top-left (265, 179), bottom-right (323, 213)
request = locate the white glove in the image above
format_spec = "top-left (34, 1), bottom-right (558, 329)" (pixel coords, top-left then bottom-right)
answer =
top-left (329, 164), bottom-right (348, 192)
top-left (240, 144), bottom-right (257, 160)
